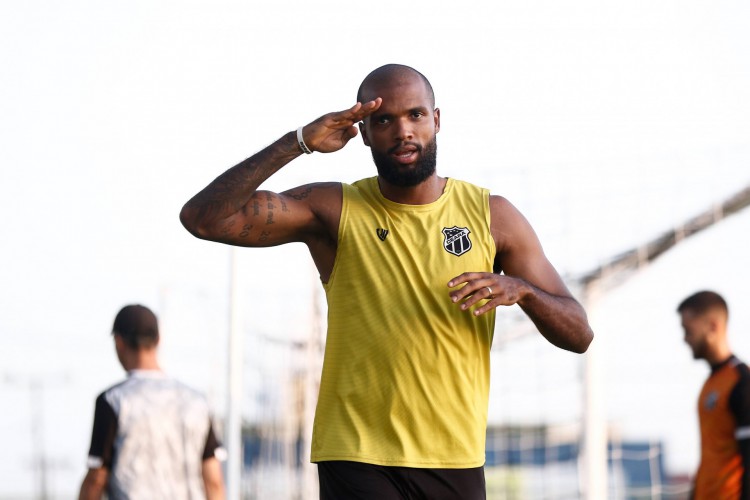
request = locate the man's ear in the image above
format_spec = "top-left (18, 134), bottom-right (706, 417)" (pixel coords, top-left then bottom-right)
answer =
top-left (434, 108), bottom-right (441, 133)
top-left (114, 334), bottom-right (126, 353)
top-left (707, 316), bottom-right (721, 335)
top-left (359, 121), bottom-right (370, 147)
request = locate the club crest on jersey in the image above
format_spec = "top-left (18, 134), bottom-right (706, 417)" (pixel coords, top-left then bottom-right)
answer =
top-left (442, 226), bottom-right (472, 256)
top-left (376, 228), bottom-right (389, 241)
top-left (704, 390), bottom-right (719, 411)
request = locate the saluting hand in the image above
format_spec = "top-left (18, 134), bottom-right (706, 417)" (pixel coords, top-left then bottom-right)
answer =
top-left (300, 98), bottom-right (381, 153)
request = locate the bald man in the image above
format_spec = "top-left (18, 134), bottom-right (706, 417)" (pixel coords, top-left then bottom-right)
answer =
top-left (679, 291), bottom-right (750, 499)
top-left (181, 64), bottom-right (593, 499)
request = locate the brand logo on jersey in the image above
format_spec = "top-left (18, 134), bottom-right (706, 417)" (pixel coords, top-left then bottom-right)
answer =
top-left (704, 390), bottom-right (719, 410)
top-left (442, 226), bottom-right (472, 256)
top-left (376, 228), bottom-right (389, 241)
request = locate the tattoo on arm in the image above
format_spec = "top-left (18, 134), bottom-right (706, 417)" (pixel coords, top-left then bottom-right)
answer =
top-left (220, 219), bottom-right (235, 237)
top-left (239, 224), bottom-right (253, 238)
top-left (265, 193), bottom-right (275, 225)
top-left (258, 230), bottom-right (270, 242)
top-left (289, 187), bottom-right (312, 201)
top-left (184, 131), bottom-right (299, 224)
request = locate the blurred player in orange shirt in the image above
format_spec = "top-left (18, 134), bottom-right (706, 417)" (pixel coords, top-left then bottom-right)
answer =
top-left (679, 291), bottom-right (750, 500)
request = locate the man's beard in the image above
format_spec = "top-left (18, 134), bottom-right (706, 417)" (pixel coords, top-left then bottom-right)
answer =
top-left (371, 136), bottom-right (437, 188)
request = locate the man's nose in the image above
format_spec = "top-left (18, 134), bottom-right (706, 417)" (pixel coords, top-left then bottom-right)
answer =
top-left (393, 118), bottom-right (413, 141)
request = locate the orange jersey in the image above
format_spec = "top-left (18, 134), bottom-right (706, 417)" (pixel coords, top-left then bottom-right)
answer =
top-left (694, 356), bottom-right (750, 500)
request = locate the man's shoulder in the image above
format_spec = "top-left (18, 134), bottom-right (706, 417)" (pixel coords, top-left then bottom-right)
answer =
top-left (448, 177), bottom-right (489, 190)
top-left (99, 372), bottom-right (203, 397)
top-left (349, 176), bottom-right (377, 189)
top-left (733, 358), bottom-right (750, 382)
top-left (718, 356), bottom-right (750, 377)
top-left (97, 377), bottom-right (129, 399)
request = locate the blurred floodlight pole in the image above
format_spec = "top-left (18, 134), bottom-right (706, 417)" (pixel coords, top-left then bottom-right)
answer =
top-left (227, 247), bottom-right (243, 499)
top-left (581, 279), bottom-right (608, 500)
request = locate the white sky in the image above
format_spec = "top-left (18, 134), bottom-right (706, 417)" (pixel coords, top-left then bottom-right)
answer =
top-left (1, 0), bottom-right (750, 496)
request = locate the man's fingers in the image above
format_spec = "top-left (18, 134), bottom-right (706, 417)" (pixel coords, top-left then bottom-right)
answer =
top-left (447, 273), bottom-right (518, 316)
top-left (319, 99), bottom-right (382, 130)
top-left (300, 99), bottom-right (382, 153)
top-left (347, 98), bottom-right (381, 121)
top-left (448, 274), bottom-right (490, 302)
top-left (456, 283), bottom-right (496, 309)
top-left (447, 272), bottom-right (477, 289)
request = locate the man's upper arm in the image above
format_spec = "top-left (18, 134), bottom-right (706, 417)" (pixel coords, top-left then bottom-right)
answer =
top-left (193, 182), bottom-right (341, 248)
top-left (490, 195), bottom-right (572, 297)
top-left (201, 419), bottom-right (226, 499)
top-left (730, 365), bottom-right (750, 440)
top-left (79, 394), bottom-right (116, 499)
top-left (729, 364), bottom-right (750, 496)
top-left (87, 393), bottom-right (117, 470)
top-left (202, 419), bottom-right (226, 461)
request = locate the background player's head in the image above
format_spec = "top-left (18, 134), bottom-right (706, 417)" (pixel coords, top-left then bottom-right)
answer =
top-left (112, 304), bottom-right (160, 370)
top-left (677, 290), bottom-right (729, 361)
top-left (357, 64), bottom-right (440, 188)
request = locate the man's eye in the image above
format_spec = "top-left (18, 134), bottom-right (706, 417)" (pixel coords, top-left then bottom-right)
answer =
top-left (377, 117), bottom-right (390, 124)
top-left (411, 112), bottom-right (424, 118)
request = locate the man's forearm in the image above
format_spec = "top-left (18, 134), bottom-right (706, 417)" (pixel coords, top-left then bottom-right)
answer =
top-left (518, 284), bottom-right (593, 353)
top-left (78, 469), bottom-right (108, 500)
top-left (202, 457), bottom-right (226, 500)
top-left (180, 131), bottom-right (301, 238)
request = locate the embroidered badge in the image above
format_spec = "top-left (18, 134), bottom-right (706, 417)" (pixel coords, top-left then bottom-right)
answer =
top-left (442, 226), bottom-right (472, 256)
top-left (704, 390), bottom-right (719, 410)
top-left (376, 228), bottom-right (389, 241)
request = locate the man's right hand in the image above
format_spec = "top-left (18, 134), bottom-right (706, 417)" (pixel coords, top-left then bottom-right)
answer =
top-left (180, 99), bottom-right (382, 262)
top-left (301, 99), bottom-right (381, 153)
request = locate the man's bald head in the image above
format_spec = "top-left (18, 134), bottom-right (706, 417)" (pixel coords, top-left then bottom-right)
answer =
top-left (357, 64), bottom-right (435, 108)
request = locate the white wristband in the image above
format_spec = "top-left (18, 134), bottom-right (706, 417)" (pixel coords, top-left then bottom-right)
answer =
top-left (296, 126), bottom-right (313, 154)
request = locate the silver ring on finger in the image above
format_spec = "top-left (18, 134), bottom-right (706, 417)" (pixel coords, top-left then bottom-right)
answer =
top-left (486, 286), bottom-right (493, 299)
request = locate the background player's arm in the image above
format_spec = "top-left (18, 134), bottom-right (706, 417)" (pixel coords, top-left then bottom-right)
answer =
top-left (180, 100), bottom-right (381, 248)
top-left (202, 457), bottom-right (225, 500)
top-left (729, 367), bottom-right (750, 498)
top-left (449, 195), bottom-right (593, 353)
top-left (738, 440), bottom-right (750, 499)
top-left (78, 395), bottom-right (116, 500)
top-left (78, 468), bottom-right (108, 500)
top-left (201, 421), bottom-right (226, 500)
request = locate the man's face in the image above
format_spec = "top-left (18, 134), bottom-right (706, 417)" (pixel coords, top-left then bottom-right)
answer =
top-left (681, 310), bottom-right (711, 360)
top-left (359, 76), bottom-right (440, 187)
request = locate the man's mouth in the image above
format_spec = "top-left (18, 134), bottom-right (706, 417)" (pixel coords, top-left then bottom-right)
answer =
top-left (389, 144), bottom-right (420, 164)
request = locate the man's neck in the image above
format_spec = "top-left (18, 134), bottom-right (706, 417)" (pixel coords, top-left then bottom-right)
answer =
top-left (121, 352), bottom-right (161, 372)
top-left (705, 345), bottom-right (733, 368)
top-left (377, 175), bottom-right (447, 205)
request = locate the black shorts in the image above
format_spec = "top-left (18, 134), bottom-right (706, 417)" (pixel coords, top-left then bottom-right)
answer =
top-left (318, 460), bottom-right (486, 500)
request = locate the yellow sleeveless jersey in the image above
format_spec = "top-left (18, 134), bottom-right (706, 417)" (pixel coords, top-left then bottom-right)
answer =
top-left (311, 176), bottom-right (496, 468)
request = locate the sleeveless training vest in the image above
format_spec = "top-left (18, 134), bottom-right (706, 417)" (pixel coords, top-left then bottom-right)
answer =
top-left (311, 176), bottom-right (496, 468)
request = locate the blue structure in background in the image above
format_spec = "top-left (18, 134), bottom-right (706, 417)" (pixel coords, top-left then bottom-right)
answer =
top-left (241, 424), bottom-right (677, 498)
